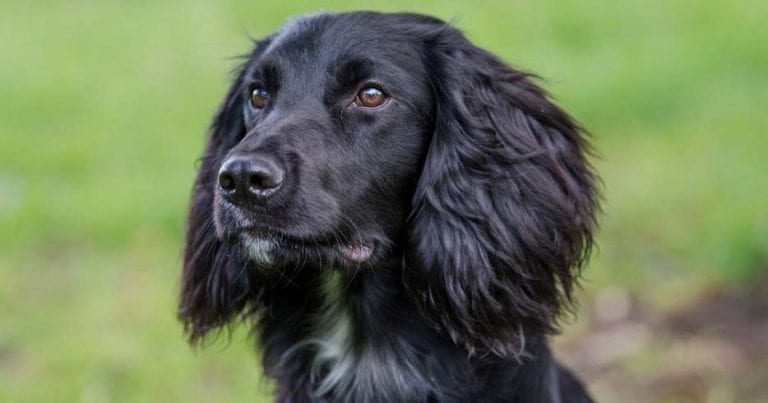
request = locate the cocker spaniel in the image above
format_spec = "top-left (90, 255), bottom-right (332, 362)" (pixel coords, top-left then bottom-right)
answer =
top-left (179, 11), bottom-right (598, 403)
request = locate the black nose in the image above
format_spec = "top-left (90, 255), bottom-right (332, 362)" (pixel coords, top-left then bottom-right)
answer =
top-left (218, 155), bottom-right (284, 204)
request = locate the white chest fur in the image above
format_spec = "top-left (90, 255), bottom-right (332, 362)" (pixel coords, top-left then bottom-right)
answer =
top-left (306, 271), bottom-right (430, 401)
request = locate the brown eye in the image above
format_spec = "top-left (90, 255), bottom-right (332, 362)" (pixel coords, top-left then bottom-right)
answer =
top-left (354, 87), bottom-right (388, 108)
top-left (250, 87), bottom-right (270, 109)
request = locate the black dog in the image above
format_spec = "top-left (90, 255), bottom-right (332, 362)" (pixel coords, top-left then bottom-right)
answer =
top-left (180, 11), bottom-right (598, 402)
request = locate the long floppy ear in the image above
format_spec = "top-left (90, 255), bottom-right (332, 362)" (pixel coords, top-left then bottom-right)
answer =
top-left (178, 44), bottom-right (268, 343)
top-left (407, 27), bottom-right (598, 358)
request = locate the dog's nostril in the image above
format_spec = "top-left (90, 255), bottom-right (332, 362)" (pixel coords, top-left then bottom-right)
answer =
top-left (249, 170), bottom-right (281, 191)
top-left (219, 172), bottom-right (236, 191)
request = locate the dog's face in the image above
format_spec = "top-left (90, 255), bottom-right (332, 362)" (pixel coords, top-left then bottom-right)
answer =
top-left (182, 11), bottom-right (598, 357)
top-left (213, 14), bottom-right (435, 267)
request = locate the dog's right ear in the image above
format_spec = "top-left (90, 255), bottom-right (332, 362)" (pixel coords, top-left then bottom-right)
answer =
top-left (406, 24), bottom-right (598, 358)
top-left (178, 40), bottom-right (270, 343)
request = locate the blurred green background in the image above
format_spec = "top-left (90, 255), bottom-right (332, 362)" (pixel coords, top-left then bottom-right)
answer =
top-left (1, 1), bottom-right (766, 402)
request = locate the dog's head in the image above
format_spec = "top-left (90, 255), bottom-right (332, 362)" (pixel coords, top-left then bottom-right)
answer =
top-left (180, 12), bottom-right (598, 357)
top-left (210, 13), bottom-right (437, 267)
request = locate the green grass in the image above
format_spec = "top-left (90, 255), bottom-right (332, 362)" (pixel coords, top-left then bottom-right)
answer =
top-left (1, 1), bottom-right (766, 401)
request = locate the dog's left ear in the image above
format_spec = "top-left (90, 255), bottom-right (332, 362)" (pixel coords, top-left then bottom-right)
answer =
top-left (178, 44), bottom-right (269, 343)
top-left (406, 26), bottom-right (599, 358)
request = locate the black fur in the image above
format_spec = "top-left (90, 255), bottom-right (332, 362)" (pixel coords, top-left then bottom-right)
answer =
top-left (179, 11), bottom-right (598, 402)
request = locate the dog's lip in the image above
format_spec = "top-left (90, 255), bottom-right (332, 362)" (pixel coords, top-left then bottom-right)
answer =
top-left (243, 226), bottom-right (333, 246)
top-left (337, 240), bottom-right (375, 263)
top-left (242, 227), bottom-right (376, 263)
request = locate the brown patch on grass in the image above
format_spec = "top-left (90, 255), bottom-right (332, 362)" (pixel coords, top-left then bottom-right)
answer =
top-left (556, 276), bottom-right (768, 403)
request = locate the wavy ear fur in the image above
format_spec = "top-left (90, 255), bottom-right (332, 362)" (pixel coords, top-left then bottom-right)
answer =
top-left (178, 44), bottom-right (269, 343)
top-left (407, 27), bottom-right (598, 358)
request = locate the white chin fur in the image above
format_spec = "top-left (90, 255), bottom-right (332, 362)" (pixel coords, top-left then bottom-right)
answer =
top-left (243, 236), bottom-right (274, 264)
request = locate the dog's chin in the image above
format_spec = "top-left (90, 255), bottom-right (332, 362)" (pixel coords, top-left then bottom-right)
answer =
top-left (214, 201), bottom-right (381, 267)
top-left (237, 233), bottom-right (377, 267)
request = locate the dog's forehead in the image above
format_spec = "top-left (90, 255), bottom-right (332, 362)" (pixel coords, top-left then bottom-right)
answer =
top-left (262, 12), bottom-right (416, 67)
top-left (262, 12), bottom-right (327, 56)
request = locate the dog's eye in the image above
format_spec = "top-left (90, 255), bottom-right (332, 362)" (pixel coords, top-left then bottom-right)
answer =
top-left (354, 87), bottom-right (388, 108)
top-left (250, 87), bottom-right (270, 109)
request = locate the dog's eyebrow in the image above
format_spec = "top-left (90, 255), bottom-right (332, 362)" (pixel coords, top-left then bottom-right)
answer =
top-left (247, 61), bottom-right (280, 87)
top-left (332, 57), bottom-right (374, 90)
top-left (262, 63), bottom-right (280, 84)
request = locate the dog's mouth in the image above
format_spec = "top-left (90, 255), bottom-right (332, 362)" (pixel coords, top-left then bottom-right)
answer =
top-left (336, 241), bottom-right (375, 263)
top-left (238, 229), bottom-right (377, 265)
top-left (214, 203), bottom-right (380, 265)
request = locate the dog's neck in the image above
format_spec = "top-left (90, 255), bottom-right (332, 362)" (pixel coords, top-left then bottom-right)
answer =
top-left (306, 265), bottom-right (437, 402)
top-left (259, 257), bottom-right (561, 402)
top-left (260, 258), bottom-right (474, 402)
